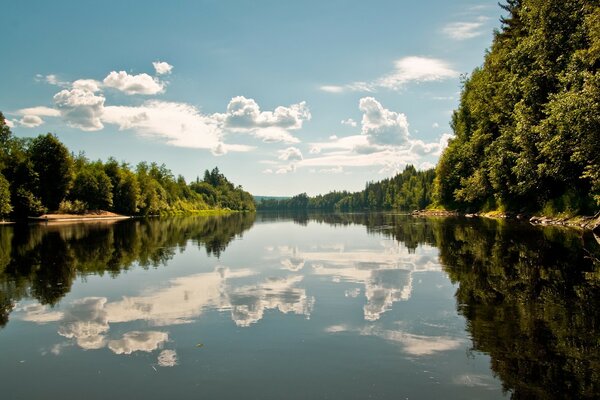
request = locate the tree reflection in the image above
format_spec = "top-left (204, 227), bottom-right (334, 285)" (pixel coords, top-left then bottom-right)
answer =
top-left (0, 213), bottom-right (256, 326)
top-left (436, 219), bottom-right (600, 399)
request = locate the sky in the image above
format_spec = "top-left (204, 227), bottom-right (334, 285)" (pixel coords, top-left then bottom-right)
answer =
top-left (1, 0), bottom-right (502, 196)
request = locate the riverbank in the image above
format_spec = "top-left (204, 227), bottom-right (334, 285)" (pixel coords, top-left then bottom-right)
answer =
top-left (29, 210), bottom-right (131, 223)
top-left (412, 209), bottom-right (600, 233)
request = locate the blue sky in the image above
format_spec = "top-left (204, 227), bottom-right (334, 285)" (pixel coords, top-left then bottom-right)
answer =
top-left (1, 0), bottom-right (501, 196)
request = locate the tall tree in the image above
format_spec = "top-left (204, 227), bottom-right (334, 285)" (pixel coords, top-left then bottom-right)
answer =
top-left (28, 134), bottom-right (73, 211)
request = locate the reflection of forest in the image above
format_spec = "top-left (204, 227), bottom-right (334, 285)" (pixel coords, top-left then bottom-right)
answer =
top-left (0, 213), bottom-right (256, 327)
top-left (436, 219), bottom-right (600, 399)
top-left (261, 212), bottom-right (600, 398)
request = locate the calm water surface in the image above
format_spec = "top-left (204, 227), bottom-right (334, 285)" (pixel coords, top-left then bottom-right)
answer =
top-left (0, 213), bottom-right (599, 399)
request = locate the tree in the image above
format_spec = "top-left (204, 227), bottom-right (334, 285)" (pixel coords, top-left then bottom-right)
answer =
top-left (434, 0), bottom-right (600, 214)
top-left (0, 173), bottom-right (11, 216)
top-left (71, 166), bottom-right (113, 210)
top-left (28, 133), bottom-right (73, 210)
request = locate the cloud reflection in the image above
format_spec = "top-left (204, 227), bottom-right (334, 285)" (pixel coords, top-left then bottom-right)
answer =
top-left (20, 266), bottom-right (314, 354)
top-left (274, 241), bottom-right (441, 320)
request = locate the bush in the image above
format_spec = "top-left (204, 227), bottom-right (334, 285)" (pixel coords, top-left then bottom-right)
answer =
top-left (58, 199), bottom-right (88, 215)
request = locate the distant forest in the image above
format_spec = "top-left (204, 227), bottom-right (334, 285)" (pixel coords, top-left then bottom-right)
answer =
top-left (0, 114), bottom-right (255, 218)
top-left (258, 166), bottom-right (435, 212)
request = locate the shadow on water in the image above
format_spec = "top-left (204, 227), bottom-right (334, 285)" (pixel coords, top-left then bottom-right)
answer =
top-left (1, 212), bottom-right (599, 399)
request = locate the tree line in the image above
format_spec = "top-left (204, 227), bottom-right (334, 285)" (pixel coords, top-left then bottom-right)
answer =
top-left (0, 114), bottom-right (255, 218)
top-left (434, 0), bottom-right (600, 215)
top-left (258, 165), bottom-right (435, 212)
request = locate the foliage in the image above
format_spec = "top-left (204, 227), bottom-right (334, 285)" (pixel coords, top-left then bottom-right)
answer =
top-left (435, 0), bottom-right (600, 214)
top-left (0, 173), bottom-right (11, 216)
top-left (258, 165), bottom-right (435, 211)
top-left (0, 118), bottom-right (255, 218)
top-left (58, 199), bottom-right (88, 215)
top-left (28, 133), bottom-right (74, 211)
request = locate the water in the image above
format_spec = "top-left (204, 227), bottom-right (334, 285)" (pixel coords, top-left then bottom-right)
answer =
top-left (0, 213), bottom-right (599, 399)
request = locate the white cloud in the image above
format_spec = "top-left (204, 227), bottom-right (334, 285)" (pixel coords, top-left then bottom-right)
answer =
top-left (157, 349), bottom-right (178, 367)
top-left (295, 99), bottom-right (450, 173)
top-left (153, 61), bottom-right (173, 75)
top-left (108, 331), bottom-right (169, 355)
top-left (443, 17), bottom-right (489, 40)
top-left (18, 115), bottom-right (44, 128)
top-left (359, 326), bottom-right (463, 356)
top-left (103, 71), bottom-right (165, 95)
top-left (15, 106), bottom-right (61, 128)
top-left (321, 56), bottom-right (458, 93)
top-left (275, 164), bottom-right (296, 174)
top-left (5, 119), bottom-right (14, 128)
top-left (17, 106), bottom-right (61, 117)
top-left (432, 122), bottom-right (439, 128)
top-left (220, 96), bottom-right (308, 129)
top-left (251, 127), bottom-right (300, 144)
top-left (72, 79), bottom-right (102, 92)
top-left (360, 97), bottom-right (409, 146)
top-left (44, 74), bottom-right (67, 86)
top-left (278, 147), bottom-right (303, 161)
top-left (103, 100), bottom-right (226, 151)
top-left (319, 166), bottom-right (343, 174)
top-left (53, 88), bottom-right (106, 131)
top-left (319, 85), bottom-right (345, 93)
top-left (341, 118), bottom-right (357, 127)
top-left (376, 57), bottom-right (459, 90)
top-left (262, 168), bottom-right (274, 174)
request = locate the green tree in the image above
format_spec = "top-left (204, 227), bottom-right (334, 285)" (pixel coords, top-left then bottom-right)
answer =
top-left (0, 173), bottom-right (11, 216)
top-left (71, 166), bottom-right (113, 210)
top-left (28, 133), bottom-right (73, 210)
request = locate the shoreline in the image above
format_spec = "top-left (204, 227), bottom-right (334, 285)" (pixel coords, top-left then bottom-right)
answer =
top-left (0, 208), bottom-right (251, 225)
top-left (412, 209), bottom-right (600, 233)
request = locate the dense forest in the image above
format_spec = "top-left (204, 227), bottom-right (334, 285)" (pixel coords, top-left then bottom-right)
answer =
top-left (434, 0), bottom-right (600, 215)
top-left (258, 165), bottom-right (435, 211)
top-left (0, 113), bottom-right (255, 218)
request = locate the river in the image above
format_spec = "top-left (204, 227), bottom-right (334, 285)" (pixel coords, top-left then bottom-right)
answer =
top-left (0, 213), bottom-right (598, 399)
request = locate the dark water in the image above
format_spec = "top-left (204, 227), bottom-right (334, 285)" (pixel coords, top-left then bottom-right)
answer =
top-left (0, 213), bottom-right (599, 399)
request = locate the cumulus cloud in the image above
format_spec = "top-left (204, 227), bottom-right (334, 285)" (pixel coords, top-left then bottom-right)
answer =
top-left (43, 74), bottom-right (67, 86)
top-left (103, 71), bottom-right (166, 95)
top-left (53, 88), bottom-right (106, 131)
top-left (341, 118), bottom-right (357, 127)
top-left (108, 331), bottom-right (169, 355)
top-left (25, 63), bottom-right (310, 153)
top-left (296, 99), bottom-right (450, 173)
top-left (72, 79), bottom-right (102, 92)
top-left (104, 100), bottom-right (236, 153)
top-left (153, 61), bottom-right (173, 75)
top-left (5, 119), bottom-right (14, 128)
top-left (443, 17), bottom-right (489, 40)
top-left (57, 297), bottom-right (109, 350)
top-left (157, 349), bottom-right (178, 367)
top-left (214, 96), bottom-right (310, 143)
top-left (278, 147), bottom-right (303, 161)
top-left (321, 56), bottom-right (458, 93)
top-left (359, 97), bottom-right (409, 146)
top-left (18, 115), bottom-right (44, 128)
